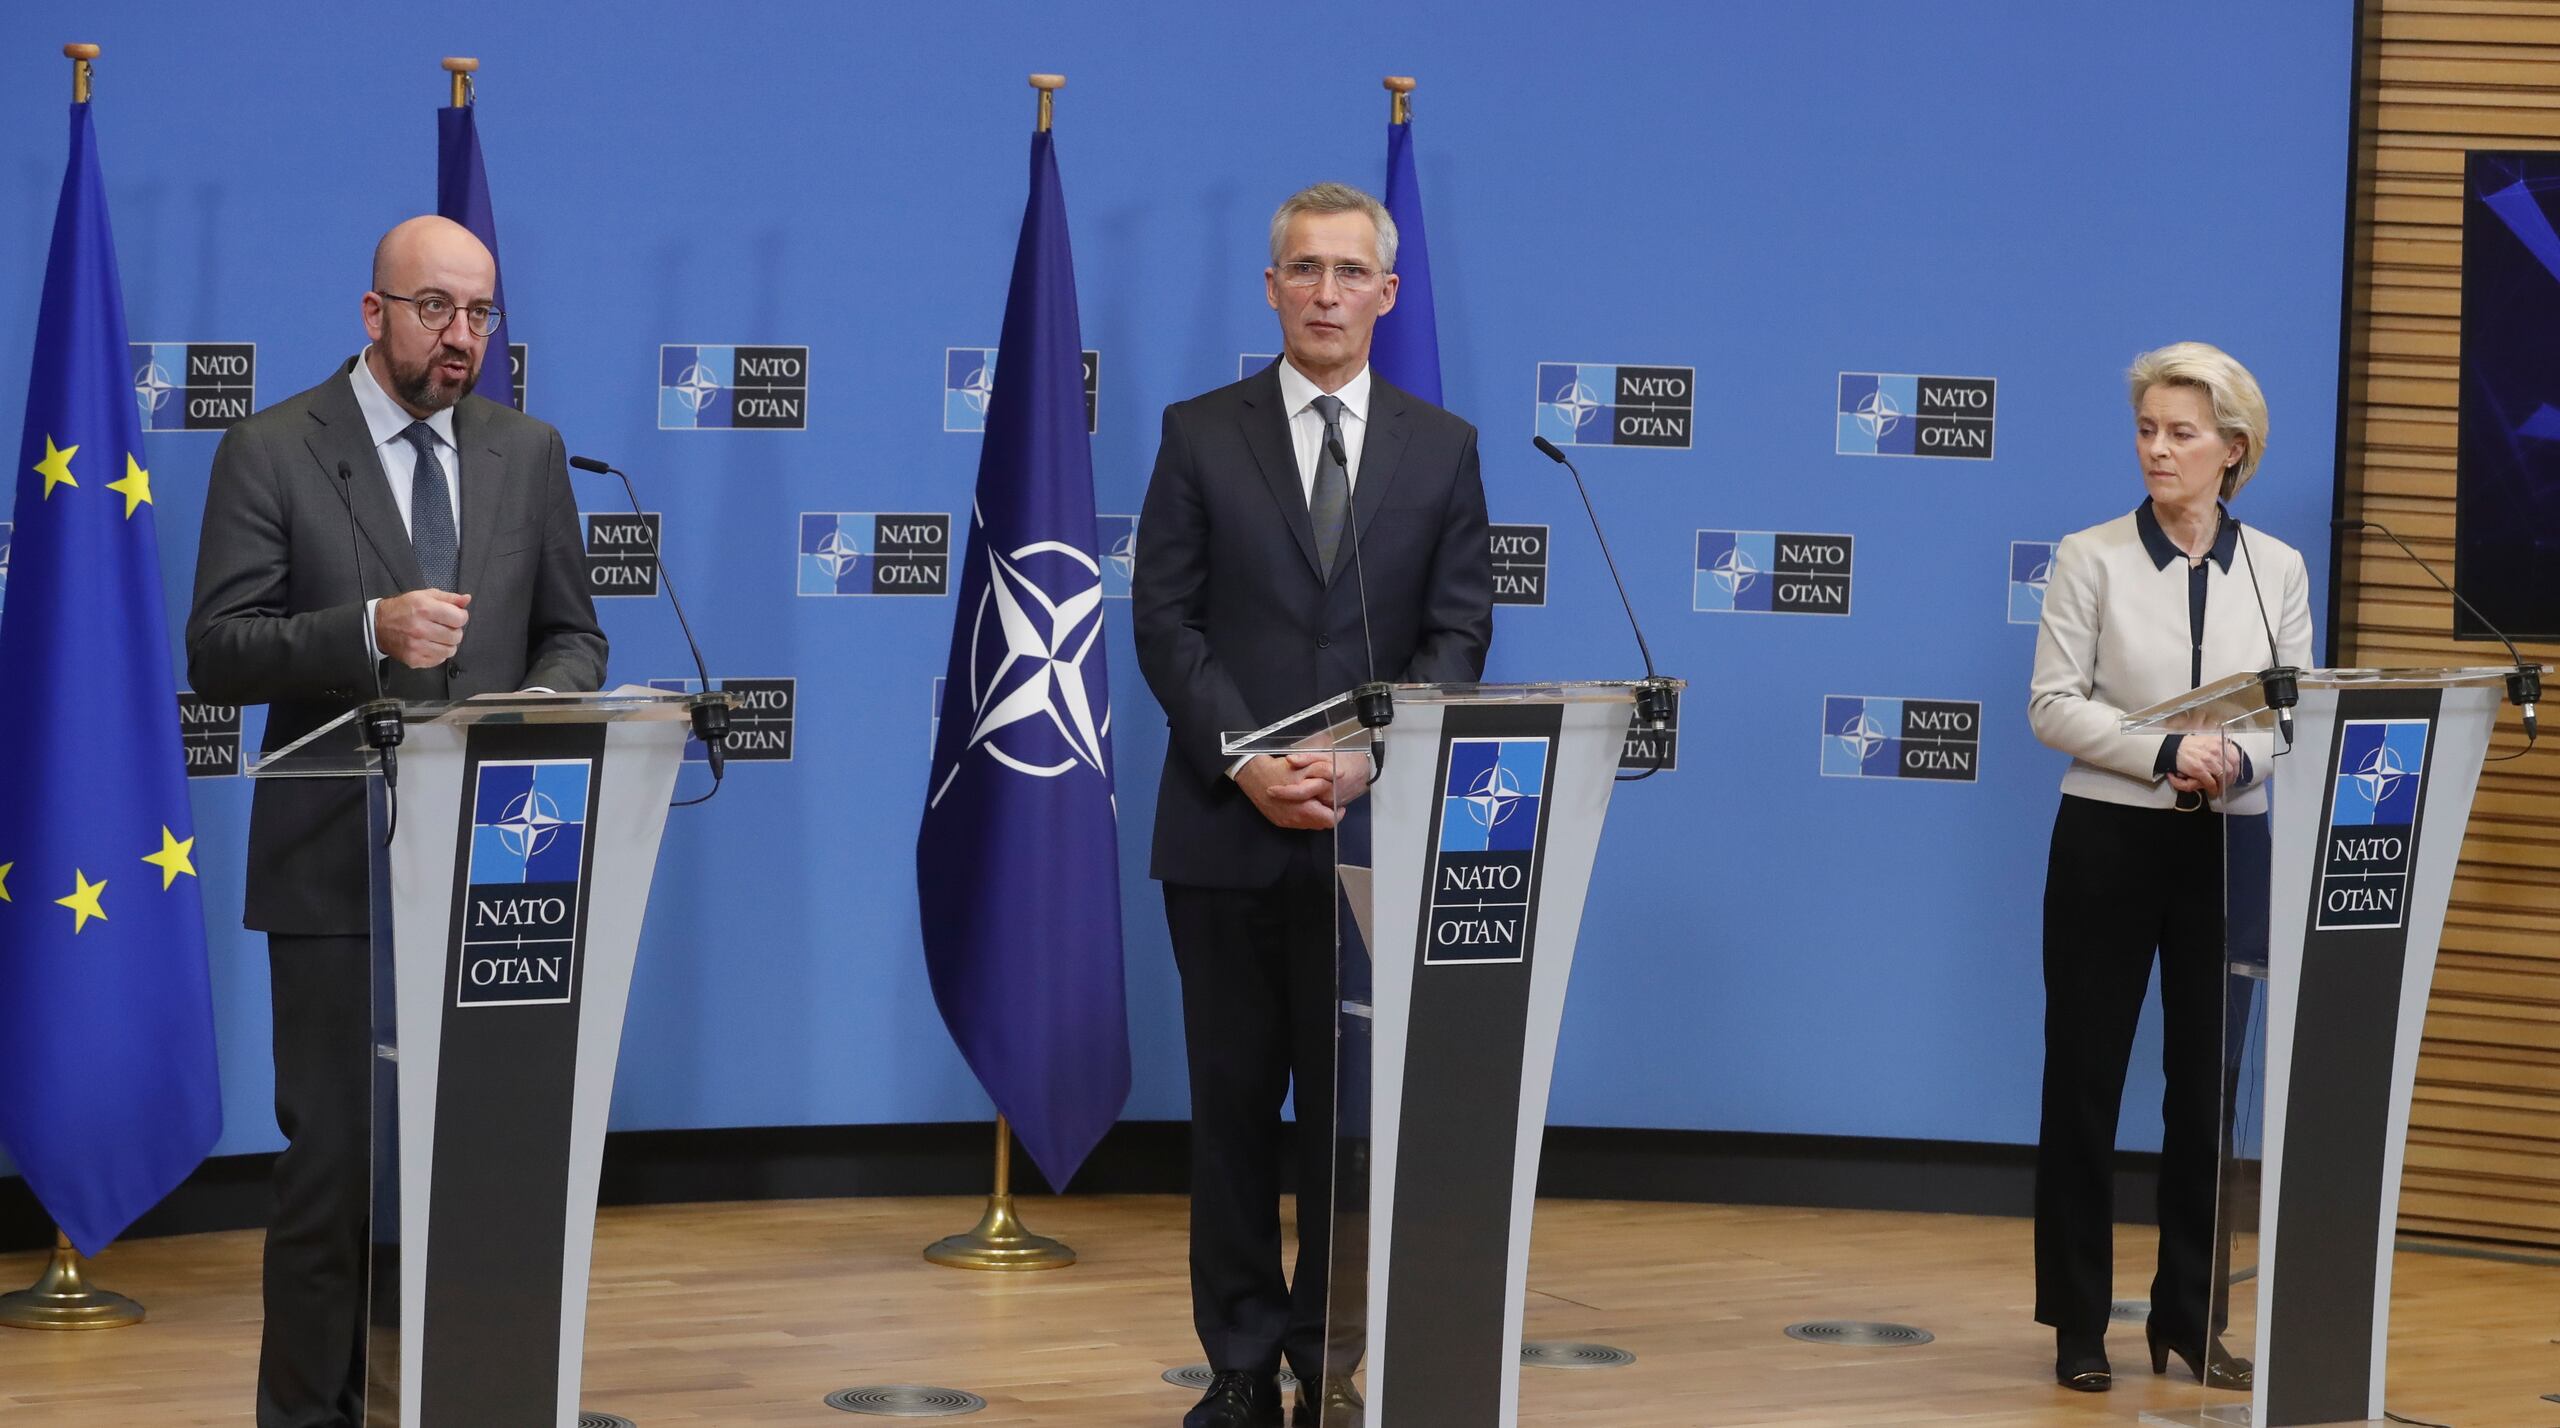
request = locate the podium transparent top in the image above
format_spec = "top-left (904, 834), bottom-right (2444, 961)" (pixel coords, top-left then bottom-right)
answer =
top-left (248, 687), bottom-right (715, 778)
top-left (1221, 679), bottom-right (1679, 757)
top-left (2119, 665), bottom-right (2536, 735)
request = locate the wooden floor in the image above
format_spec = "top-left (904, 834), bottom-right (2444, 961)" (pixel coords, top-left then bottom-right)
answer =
top-left (0, 1196), bottom-right (2554, 1426)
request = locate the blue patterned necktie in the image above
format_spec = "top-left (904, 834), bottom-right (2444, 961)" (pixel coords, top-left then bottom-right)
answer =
top-left (401, 421), bottom-right (459, 590)
top-left (1309, 393), bottom-right (1349, 577)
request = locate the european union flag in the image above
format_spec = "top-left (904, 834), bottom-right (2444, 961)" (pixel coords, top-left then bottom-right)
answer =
top-left (437, 96), bottom-right (514, 408)
top-left (916, 129), bottom-right (1128, 1189)
top-left (1373, 112), bottom-right (1442, 405)
top-left (0, 103), bottom-right (222, 1255)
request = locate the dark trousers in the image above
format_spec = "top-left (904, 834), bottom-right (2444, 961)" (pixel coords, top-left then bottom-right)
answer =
top-left (2035, 795), bottom-right (2228, 1346)
top-left (259, 933), bottom-right (371, 1428)
top-left (1164, 841), bottom-right (1338, 1382)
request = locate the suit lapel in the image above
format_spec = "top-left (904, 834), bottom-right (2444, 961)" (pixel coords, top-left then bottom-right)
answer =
top-left (1347, 379), bottom-right (1412, 585)
top-left (451, 397), bottom-right (506, 597)
top-left (1238, 367), bottom-right (1324, 582)
top-left (302, 368), bottom-right (425, 594)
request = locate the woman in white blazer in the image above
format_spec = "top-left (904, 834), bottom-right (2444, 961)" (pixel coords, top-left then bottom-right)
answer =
top-left (2027, 343), bottom-right (2314, 1393)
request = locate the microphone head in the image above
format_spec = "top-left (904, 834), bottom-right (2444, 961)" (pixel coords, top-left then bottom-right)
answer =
top-left (336, 460), bottom-right (354, 482)
top-left (2331, 516), bottom-right (2363, 531)
top-left (1531, 435), bottom-right (1568, 464)
top-left (569, 455), bottom-right (613, 475)
top-left (1324, 433), bottom-right (1348, 470)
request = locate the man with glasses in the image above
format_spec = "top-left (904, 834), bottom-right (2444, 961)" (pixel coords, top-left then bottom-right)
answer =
top-left (1134, 183), bottom-right (1492, 1428)
top-left (186, 214), bottom-right (604, 1428)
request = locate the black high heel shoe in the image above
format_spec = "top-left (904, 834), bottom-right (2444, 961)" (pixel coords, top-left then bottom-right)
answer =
top-left (2146, 1320), bottom-right (2254, 1390)
top-left (2055, 1330), bottom-right (2111, 1392)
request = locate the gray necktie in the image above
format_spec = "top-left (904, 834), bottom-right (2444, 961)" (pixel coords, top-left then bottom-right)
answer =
top-left (401, 421), bottom-right (459, 591)
top-left (1309, 393), bottom-right (1349, 577)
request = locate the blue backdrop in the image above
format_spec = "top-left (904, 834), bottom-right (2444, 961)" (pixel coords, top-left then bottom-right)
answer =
top-left (0, 2), bottom-right (2351, 1172)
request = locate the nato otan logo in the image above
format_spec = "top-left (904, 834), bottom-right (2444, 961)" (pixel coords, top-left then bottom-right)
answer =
top-left (1490, 524), bottom-right (1549, 606)
top-left (2009, 540), bottom-right (2058, 624)
top-left (798, 512), bottom-right (951, 596)
top-left (944, 347), bottom-right (1101, 434)
top-left (177, 692), bottom-right (241, 779)
top-left (1694, 530), bottom-right (1853, 615)
top-left (131, 343), bottom-right (254, 431)
top-left (1620, 688), bottom-right (1679, 774)
top-left (1821, 695), bottom-right (1981, 782)
top-left (459, 759), bottom-right (590, 1007)
top-left (1837, 372), bottom-right (1997, 458)
top-left (659, 345), bottom-right (809, 429)
top-left (508, 343), bottom-right (528, 410)
top-left (1536, 362), bottom-right (1694, 448)
top-left (1425, 737), bottom-right (1550, 965)
top-left (648, 676), bottom-right (796, 763)
top-left (1097, 513), bottom-right (1139, 599)
top-left (2317, 718), bottom-right (2430, 931)
top-left (584, 512), bottom-right (661, 599)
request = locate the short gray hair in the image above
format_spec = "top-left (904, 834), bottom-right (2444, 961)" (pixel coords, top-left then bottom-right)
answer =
top-left (1268, 182), bottom-right (1400, 273)
top-left (2127, 341), bottom-right (2269, 499)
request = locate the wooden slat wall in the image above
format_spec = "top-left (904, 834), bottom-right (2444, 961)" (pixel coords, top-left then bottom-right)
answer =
top-left (2341, 0), bottom-right (2560, 1248)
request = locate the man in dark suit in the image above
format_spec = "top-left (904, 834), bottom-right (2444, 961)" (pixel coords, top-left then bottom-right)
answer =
top-left (1133, 183), bottom-right (1492, 1428)
top-left (185, 214), bottom-right (606, 1428)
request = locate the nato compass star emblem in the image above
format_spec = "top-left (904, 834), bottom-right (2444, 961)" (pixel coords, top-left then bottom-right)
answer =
top-left (814, 527), bottom-right (863, 581)
top-left (494, 789), bottom-right (567, 860)
top-left (1553, 378), bottom-right (1604, 433)
top-left (961, 361), bottom-right (996, 418)
top-left (928, 525), bottom-right (1112, 807)
top-left (1711, 543), bottom-right (1762, 598)
top-left (674, 363), bottom-right (721, 412)
top-left (1836, 710), bottom-right (1889, 764)
top-left (2353, 744), bottom-right (2410, 808)
top-left (1463, 764), bottom-right (1526, 830)
top-left (134, 359), bottom-right (178, 417)
top-left (1854, 386), bottom-right (1904, 441)
top-left (1107, 526), bottom-right (1137, 587)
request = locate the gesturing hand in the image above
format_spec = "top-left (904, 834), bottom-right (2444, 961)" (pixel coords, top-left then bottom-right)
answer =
top-left (375, 589), bottom-right (472, 669)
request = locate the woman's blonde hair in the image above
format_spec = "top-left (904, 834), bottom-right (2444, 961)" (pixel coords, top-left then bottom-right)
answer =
top-left (2127, 341), bottom-right (2268, 499)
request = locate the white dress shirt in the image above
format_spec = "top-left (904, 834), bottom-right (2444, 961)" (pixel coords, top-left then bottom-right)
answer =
top-left (1276, 357), bottom-right (1370, 498)
top-left (350, 350), bottom-right (463, 661)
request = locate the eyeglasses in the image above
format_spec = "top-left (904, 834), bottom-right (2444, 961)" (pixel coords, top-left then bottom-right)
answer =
top-left (1278, 261), bottom-right (1382, 293)
top-left (376, 291), bottom-right (503, 337)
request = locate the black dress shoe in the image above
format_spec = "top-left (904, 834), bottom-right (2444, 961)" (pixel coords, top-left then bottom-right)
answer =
top-left (1185, 1370), bottom-right (1281, 1428)
top-left (2146, 1319), bottom-right (2253, 1390)
top-left (2054, 1329), bottom-right (2111, 1392)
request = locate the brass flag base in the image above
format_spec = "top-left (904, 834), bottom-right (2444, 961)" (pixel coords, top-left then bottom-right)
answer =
top-left (923, 1117), bottom-right (1076, 1271)
top-left (0, 1232), bottom-right (144, 1330)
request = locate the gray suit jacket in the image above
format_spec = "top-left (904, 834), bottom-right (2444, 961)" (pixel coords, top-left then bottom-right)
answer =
top-left (186, 359), bottom-right (607, 934)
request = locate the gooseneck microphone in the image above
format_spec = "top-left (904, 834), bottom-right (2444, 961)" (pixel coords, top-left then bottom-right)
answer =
top-left (569, 455), bottom-right (732, 799)
top-left (1532, 435), bottom-right (1676, 738)
top-left (1322, 428), bottom-right (1394, 742)
top-left (2335, 516), bottom-right (2540, 756)
top-left (333, 460), bottom-right (406, 843)
top-left (2233, 521), bottom-right (2298, 749)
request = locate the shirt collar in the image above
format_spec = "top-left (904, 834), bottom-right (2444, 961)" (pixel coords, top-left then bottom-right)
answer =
top-left (2134, 498), bottom-right (2237, 572)
top-left (349, 347), bottom-right (458, 453)
top-left (1276, 356), bottom-right (1370, 425)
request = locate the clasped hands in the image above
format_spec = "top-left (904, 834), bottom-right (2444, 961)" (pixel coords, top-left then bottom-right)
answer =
top-left (1239, 750), bottom-right (1373, 830)
top-left (375, 589), bottom-right (472, 668)
top-left (2169, 732), bottom-right (2245, 798)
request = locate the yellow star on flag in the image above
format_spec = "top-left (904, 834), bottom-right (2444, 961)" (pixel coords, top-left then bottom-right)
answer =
top-left (142, 827), bottom-right (197, 890)
top-left (55, 869), bottom-right (107, 934)
top-left (33, 435), bottom-right (78, 498)
top-left (106, 453), bottom-right (153, 518)
top-left (0, 861), bottom-right (12, 902)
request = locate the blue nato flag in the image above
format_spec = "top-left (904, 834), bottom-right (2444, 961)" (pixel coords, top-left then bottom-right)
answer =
top-left (0, 102), bottom-right (221, 1256)
top-left (1372, 114), bottom-right (1443, 405)
top-left (916, 129), bottom-right (1129, 1189)
top-left (437, 97), bottom-right (514, 408)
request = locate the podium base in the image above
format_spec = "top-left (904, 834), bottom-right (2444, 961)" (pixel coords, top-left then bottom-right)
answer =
top-left (0, 1239), bottom-right (143, 1330)
top-left (924, 1194), bottom-right (1076, 1270)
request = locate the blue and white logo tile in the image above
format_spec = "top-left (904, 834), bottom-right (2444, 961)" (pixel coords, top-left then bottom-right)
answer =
top-left (943, 346), bottom-right (1101, 433)
top-left (1097, 513), bottom-right (1139, 599)
top-left (457, 758), bottom-right (592, 1007)
top-left (660, 344), bottom-right (808, 430)
top-left (1694, 530), bottom-right (1853, 615)
top-left (131, 342), bottom-right (254, 431)
top-left (2317, 718), bottom-right (2430, 930)
top-left (1837, 371), bottom-right (1996, 458)
top-left (1822, 695), bottom-right (1981, 782)
top-left (1536, 361), bottom-right (1694, 448)
top-left (797, 512), bottom-right (952, 596)
top-left (2009, 540), bottom-right (2057, 624)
